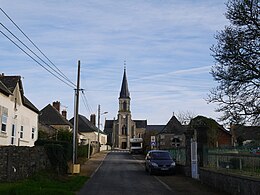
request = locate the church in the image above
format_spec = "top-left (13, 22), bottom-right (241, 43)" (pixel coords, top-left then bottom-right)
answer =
top-left (104, 68), bottom-right (147, 149)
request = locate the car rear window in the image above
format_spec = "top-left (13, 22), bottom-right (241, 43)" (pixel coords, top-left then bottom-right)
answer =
top-left (151, 152), bottom-right (171, 160)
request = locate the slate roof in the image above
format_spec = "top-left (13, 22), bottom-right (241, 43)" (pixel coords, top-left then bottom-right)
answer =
top-left (104, 120), bottom-right (114, 129)
top-left (0, 75), bottom-right (39, 113)
top-left (232, 125), bottom-right (260, 140)
top-left (119, 68), bottom-right (130, 98)
top-left (134, 120), bottom-right (147, 128)
top-left (159, 115), bottom-right (185, 135)
top-left (0, 80), bottom-right (12, 96)
top-left (146, 125), bottom-right (165, 132)
top-left (39, 104), bottom-right (72, 127)
top-left (70, 114), bottom-right (106, 134)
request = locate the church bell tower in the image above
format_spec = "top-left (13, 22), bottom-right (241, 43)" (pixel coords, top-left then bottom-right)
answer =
top-left (116, 67), bottom-right (133, 149)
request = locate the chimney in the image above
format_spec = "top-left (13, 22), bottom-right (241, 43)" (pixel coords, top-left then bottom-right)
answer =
top-left (90, 114), bottom-right (96, 126)
top-left (53, 101), bottom-right (60, 112)
top-left (62, 110), bottom-right (67, 119)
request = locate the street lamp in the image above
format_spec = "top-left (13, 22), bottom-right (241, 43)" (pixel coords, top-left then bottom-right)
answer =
top-left (97, 104), bottom-right (108, 151)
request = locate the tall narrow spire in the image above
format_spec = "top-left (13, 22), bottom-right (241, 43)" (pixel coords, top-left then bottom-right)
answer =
top-left (119, 67), bottom-right (130, 98)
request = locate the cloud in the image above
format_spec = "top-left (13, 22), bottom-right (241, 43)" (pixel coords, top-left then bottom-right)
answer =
top-left (0, 0), bottom-right (227, 124)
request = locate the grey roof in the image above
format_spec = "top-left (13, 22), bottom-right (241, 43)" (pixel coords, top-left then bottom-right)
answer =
top-left (0, 80), bottom-right (12, 96)
top-left (159, 115), bottom-right (185, 134)
top-left (104, 120), bottom-right (114, 129)
top-left (146, 125), bottom-right (165, 132)
top-left (70, 114), bottom-right (106, 134)
top-left (39, 104), bottom-right (72, 127)
top-left (119, 68), bottom-right (130, 99)
top-left (134, 120), bottom-right (147, 128)
top-left (0, 75), bottom-right (39, 113)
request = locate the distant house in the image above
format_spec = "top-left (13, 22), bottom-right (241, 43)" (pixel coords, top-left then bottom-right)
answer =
top-left (0, 74), bottom-right (39, 146)
top-left (143, 125), bottom-right (164, 151)
top-left (230, 125), bottom-right (260, 146)
top-left (39, 101), bottom-right (73, 138)
top-left (157, 114), bottom-right (187, 149)
top-left (70, 114), bottom-right (107, 151)
top-left (188, 116), bottom-right (232, 148)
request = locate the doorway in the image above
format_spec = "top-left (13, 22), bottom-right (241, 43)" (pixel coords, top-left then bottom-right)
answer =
top-left (121, 142), bottom-right (127, 149)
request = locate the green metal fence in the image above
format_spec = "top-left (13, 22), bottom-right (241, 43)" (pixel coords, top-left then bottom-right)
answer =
top-left (205, 147), bottom-right (260, 177)
top-left (168, 147), bottom-right (186, 165)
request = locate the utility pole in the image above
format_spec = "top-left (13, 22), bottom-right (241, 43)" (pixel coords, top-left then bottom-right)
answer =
top-left (73, 60), bottom-right (80, 165)
top-left (97, 104), bottom-right (108, 152)
top-left (98, 104), bottom-right (101, 146)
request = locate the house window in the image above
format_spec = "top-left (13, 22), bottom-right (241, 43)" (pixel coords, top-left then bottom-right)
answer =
top-left (1, 114), bottom-right (7, 132)
top-left (11, 124), bottom-right (16, 145)
top-left (20, 126), bottom-right (23, 139)
top-left (172, 138), bottom-right (181, 147)
top-left (32, 128), bottom-right (35, 139)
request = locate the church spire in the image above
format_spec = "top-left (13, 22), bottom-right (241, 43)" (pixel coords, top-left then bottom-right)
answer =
top-left (119, 66), bottom-right (130, 99)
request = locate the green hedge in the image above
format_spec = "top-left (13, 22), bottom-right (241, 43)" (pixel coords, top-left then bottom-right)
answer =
top-left (44, 144), bottom-right (68, 174)
top-left (35, 139), bottom-right (72, 161)
top-left (77, 144), bottom-right (92, 158)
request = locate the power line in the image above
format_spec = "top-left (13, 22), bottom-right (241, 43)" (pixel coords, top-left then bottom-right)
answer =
top-left (0, 22), bottom-right (76, 87)
top-left (0, 8), bottom-right (76, 88)
top-left (81, 90), bottom-right (94, 114)
top-left (0, 30), bottom-right (75, 89)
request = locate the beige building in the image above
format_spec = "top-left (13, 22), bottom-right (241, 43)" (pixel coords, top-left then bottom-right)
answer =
top-left (104, 68), bottom-right (147, 149)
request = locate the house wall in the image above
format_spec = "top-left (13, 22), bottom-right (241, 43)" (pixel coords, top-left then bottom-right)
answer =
top-left (158, 134), bottom-right (186, 149)
top-left (217, 131), bottom-right (232, 147)
top-left (0, 84), bottom-right (38, 147)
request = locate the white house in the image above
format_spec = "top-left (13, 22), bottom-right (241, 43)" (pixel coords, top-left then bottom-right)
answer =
top-left (0, 74), bottom-right (39, 146)
top-left (70, 114), bottom-right (107, 151)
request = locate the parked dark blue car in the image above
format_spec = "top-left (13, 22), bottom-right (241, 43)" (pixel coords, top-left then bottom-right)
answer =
top-left (145, 150), bottom-right (176, 175)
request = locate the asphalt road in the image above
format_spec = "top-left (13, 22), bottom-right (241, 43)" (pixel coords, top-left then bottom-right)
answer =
top-left (78, 151), bottom-right (174, 195)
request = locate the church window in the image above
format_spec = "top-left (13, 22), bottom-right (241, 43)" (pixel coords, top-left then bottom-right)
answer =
top-left (123, 101), bottom-right (127, 111)
top-left (122, 125), bottom-right (127, 135)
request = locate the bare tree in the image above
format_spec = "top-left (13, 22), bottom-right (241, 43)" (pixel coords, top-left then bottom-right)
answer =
top-left (208, 0), bottom-right (260, 125)
top-left (176, 110), bottom-right (196, 125)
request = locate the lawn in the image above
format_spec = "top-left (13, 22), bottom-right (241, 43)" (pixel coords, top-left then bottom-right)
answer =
top-left (0, 172), bottom-right (88, 195)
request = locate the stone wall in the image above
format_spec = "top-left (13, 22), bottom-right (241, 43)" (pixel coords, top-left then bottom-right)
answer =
top-left (0, 146), bottom-right (50, 182)
top-left (200, 168), bottom-right (260, 195)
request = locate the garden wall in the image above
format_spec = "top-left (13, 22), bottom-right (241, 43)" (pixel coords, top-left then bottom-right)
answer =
top-left (200, 168), bottom-right (260, 195)
top-left (0, 146), bottom-right (50, 182)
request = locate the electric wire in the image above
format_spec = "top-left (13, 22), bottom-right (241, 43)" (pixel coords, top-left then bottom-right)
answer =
top-left (0, 22), bottom-right (76, 87)
top-left (81, 90), bottom-right (94, 114)
top-left (0, 30), bottom-right (75, 88)
top-left (0, 8), bottom-right (75, 87)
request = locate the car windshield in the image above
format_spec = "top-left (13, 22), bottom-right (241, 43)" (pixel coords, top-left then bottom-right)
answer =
top-left (151, 152), bottom-right (171, 160)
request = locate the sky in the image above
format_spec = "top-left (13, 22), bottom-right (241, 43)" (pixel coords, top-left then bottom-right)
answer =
top-left (0, 0), bottom-right (229, 127)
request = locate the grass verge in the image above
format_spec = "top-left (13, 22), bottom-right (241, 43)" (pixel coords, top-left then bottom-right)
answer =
top-left (0, 171), bottom-right (88, 195)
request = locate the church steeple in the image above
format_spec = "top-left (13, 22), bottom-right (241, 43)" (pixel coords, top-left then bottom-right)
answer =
top-left (119, 67), bottom-right (130, 99)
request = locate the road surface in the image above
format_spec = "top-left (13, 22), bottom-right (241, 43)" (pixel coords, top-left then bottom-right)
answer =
top-left (78, 151), bottom-right (173, 195)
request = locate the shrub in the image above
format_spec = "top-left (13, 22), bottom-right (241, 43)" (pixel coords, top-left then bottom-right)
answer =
top-left (77, 144), bottom-right (92, 158)
top-left (44, 144), bottom-right (68, 174)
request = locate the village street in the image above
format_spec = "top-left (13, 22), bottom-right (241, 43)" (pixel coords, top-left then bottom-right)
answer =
top-left (78, 151), bottom-right (226, 195)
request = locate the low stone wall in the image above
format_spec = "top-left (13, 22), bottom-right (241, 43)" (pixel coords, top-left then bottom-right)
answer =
top-left (0, 146), bottom-right (50, 182)
top-left (200, 168), bottom-right (260, 195)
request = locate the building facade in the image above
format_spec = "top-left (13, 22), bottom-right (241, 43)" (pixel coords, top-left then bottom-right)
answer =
top-left (105, 68), bottom-right (147, 149)
top-left (0, 75), bottom-right (39, 146)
